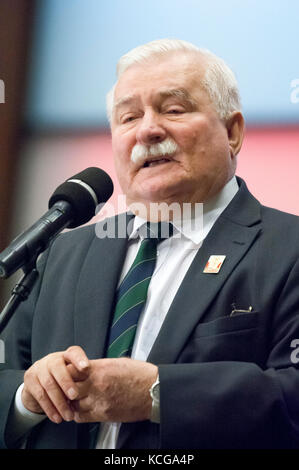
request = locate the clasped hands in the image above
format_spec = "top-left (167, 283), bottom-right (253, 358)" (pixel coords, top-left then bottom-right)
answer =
top-left (22, 346), bottom-right (158, 424)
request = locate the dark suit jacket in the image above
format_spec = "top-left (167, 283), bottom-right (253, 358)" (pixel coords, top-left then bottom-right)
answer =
top-left (1, 177), bottom-right (299, 449)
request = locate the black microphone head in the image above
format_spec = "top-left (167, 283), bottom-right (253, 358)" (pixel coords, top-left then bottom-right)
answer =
top-left (48, 167), bottom-right (114, 228)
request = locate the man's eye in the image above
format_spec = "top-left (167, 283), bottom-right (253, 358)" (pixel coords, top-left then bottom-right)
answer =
top-left (166, 108), bottom-right (184, 114)
top-left (122, 116), bottom-right (136, 123)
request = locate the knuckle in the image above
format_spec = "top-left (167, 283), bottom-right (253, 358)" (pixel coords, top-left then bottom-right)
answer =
top-left (50, 355), bottom-right (63, 367)
top-left (66, 345), bottom-right (81, 354)
top-left (24, 362), bottom-right (39, 382)
top-left (65, 345), bottom-right (87, 364)
top-left (23, 369), bottom-right (31, 382)
top-left (84, 396), bottom-right (93, 408)
top-left (56, 398), bottom-right (68, 411)
top-left (45, 352), bottom-right (59, 364)
top-left (42, 376), bottom-right (57, 392)
top-left (35, 387), bottom-right (46, 403)
top-left (97, 371), bottom-right (110, 393)
top-left (60, 377), bottom-right (75, 393)
top-left (100, 400), bottom-right (114, 421)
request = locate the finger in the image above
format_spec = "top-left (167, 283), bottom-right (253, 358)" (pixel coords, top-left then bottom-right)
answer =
top-left (67, 378), bottom-right (90, 402)
top-left (48, 356), bottom-right (82, 400)
top-left (63, 346), bottom-right (90, 373)
top-left (22, 379), bottom-right (63, 424)
top-left (38, 376), bottom-right (74, 422)
top-left (72, 393), bottom-right (93, 413)
top-left (39, 362), bottom-right (76, 421)
top-left (66, 363), bottom-right (89, 382)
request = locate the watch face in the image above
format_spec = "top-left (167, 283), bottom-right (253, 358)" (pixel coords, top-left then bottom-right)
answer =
top-left (152, 383), bottom-right (160, 400)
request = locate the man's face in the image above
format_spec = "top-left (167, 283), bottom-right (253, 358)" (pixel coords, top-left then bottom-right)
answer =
top-left (111, 52), bottom-right (238, 208)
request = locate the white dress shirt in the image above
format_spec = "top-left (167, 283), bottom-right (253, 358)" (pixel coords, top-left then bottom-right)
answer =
top-left (11, 176), bottom-right (239, 448)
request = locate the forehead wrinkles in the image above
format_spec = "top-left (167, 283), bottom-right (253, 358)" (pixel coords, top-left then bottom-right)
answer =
top-left (114, 93), bottom-right (137, 110)
top-left (112, 54), bottom-right (209, 116)
top-left (158, 87), bottom-right (198, 108)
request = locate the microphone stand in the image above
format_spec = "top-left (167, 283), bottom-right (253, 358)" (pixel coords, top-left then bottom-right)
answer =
top-left (0, 260), bottom-right (39, 335)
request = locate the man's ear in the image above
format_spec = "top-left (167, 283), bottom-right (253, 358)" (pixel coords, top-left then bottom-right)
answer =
top-left (225, 111), bottom-right (245, 158)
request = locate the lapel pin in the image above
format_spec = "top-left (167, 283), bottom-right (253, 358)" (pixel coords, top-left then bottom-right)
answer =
top-left (203, 255), bottom-right (226, 274)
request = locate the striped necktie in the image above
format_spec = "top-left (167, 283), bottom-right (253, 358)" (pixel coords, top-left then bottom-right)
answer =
top-left (106, 222), bottom-right (173, 358)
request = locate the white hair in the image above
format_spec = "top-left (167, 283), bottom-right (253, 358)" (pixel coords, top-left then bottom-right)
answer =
top-left (106, 38), bottom-right (241, 123)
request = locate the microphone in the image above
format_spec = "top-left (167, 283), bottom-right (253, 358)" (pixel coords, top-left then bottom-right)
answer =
top-left (0, 167), bottom-right (114, 279)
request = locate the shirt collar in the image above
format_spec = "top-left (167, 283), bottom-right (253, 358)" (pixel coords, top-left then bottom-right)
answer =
top-left (129, 176), bottom-right (239, 245)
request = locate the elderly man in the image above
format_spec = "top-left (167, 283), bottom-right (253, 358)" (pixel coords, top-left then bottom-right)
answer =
top-left (1, 39), bottom-right (299, 449)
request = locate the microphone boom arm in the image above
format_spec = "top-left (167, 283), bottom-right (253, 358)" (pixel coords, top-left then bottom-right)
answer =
top-left (0, 261), bottom-right (39, 335)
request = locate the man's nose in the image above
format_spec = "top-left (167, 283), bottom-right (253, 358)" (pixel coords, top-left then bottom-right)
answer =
top-left (136, 111), bottom-right (167, 145)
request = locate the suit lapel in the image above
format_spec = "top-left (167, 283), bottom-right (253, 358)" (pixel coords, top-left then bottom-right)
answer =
top-left (73, 179), bottom-right (262, 364)
top-left (148, 178), bottom-right (262, 364)
top-left (74, 214), bottom-right (131, 359)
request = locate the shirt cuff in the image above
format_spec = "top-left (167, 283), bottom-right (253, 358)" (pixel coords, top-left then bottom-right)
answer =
top-left (5, 383), bottom-right (46, 448)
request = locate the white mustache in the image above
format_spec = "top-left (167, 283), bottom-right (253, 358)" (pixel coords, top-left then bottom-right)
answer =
top-left (131, 138), bottom-right (179, 165)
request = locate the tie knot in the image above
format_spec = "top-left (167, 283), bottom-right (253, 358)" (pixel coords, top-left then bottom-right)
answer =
top-left (139, 222), bottom-right (173, 242)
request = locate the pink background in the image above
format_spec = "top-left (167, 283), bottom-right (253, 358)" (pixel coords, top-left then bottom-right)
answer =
top-left (12, 126), bottom-right (299, 239)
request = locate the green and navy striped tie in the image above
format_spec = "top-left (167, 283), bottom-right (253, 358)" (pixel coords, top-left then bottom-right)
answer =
top-left (107, 222), bottom-right (172, 358)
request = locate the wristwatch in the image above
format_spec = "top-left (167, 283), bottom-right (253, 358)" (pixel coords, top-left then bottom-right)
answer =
top-left (149, 375), bottom-right (160, 423)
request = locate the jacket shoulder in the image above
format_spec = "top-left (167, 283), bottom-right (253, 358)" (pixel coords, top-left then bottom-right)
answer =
top-left (50, 211), bottom-right (129, 251)
top-left (261, 204), bottom-right (299, 229)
